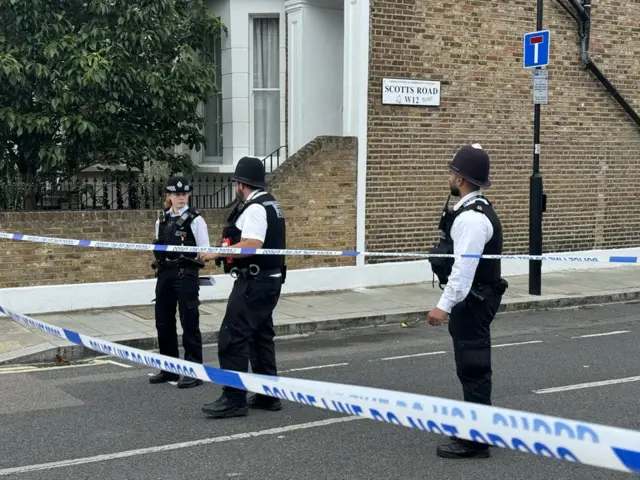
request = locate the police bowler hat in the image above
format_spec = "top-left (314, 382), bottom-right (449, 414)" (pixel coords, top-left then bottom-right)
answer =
top-left (165, 175), bottom-right (192, 193)
top-left (448, 143), bottom-right (492, 188)
top-left (232, 156), bottom-right (267, 189)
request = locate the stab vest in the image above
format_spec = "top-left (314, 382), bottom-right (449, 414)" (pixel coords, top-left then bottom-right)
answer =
top-left (222, 192), bottom-right (286, 271)
top-left (156, 207), bottom-right (200, 261)
top-left (428, 194), bottom-right (503, 287)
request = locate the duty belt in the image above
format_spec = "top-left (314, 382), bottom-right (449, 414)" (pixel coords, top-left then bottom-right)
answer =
top-left (229, 264), bottom-right (281, 279)
top-left (155, 256), bottom-right (205, 270)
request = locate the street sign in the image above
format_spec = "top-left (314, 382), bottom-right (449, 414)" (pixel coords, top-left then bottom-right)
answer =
top-left (523, 30), bottom-right (550, 68)
top-left (532, 69), bottom-right (548, 104)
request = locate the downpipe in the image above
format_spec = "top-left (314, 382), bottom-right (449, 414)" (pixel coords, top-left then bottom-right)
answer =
top-left (565, 0), bottom-right (640, 129)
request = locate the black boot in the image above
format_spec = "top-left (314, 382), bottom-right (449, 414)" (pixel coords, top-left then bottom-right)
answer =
top-left (149, 371), bottom-right (180, 384)
top-left (202, 392), bottom-right (248, 418)
top-left (248, 394), bottom-right (282, 411)
top-left (436, 438), bottom-right (490, 459)
top-left (177, 376), bottom-right (203, 389)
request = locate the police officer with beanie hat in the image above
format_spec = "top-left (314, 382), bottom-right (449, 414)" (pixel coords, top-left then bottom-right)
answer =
top-left (200, 156), bottom-right (287, 418)
top-left (149, 175), bottom-right (211, 389)
top-left (426, 143), bottom-right (508, 459)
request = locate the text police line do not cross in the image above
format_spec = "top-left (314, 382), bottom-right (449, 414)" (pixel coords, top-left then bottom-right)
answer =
top-left (2, 231), bottom-right (640, 264)
top-left (2, 304), bottom-right (640, 474)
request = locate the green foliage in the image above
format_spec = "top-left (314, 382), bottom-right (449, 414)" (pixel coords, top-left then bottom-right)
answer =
top-left (0, 0), bottom-right (226, 181)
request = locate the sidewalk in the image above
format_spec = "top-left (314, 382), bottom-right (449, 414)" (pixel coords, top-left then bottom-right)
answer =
top-left (2, 266), bottom-right (640, 365)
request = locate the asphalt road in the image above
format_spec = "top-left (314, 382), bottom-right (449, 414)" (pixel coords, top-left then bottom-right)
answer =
top-left (1, 302), bottom-right (640, 479)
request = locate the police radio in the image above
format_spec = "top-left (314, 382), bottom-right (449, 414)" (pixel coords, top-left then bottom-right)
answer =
top-left (214, 238), bottom-right (234, 269)
top-left (428, 195), bottom-right (455, 289)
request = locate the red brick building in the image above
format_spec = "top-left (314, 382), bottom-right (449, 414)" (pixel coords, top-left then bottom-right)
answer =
top-left (361, 0), bottom-right (640, 260)
top-left (283, 0), bottom-right (640, 262)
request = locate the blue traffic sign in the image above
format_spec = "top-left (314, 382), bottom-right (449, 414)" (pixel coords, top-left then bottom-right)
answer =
top-left (523, 30), bottom-right (550, 68)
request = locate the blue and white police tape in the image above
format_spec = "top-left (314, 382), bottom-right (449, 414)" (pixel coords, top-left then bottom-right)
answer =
top-left (2, 304), bottom-right (640, 473)
top-left (1, 231), bottom-right (640, 264)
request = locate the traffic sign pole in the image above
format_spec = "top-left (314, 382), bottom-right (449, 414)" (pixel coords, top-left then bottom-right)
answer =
top-left (529, 0), bottom-right (545, 296)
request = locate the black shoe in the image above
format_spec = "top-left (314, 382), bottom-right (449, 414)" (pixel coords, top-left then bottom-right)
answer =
top-left (248, 394), bottom-right (282, 411)
top-left (436, 439), bottom-right (490, 459)
top-left (202, 394), bottom-right (249, 418)
top-left (177, 376), bottom-right (203, 389)
top-left (149, 371), bottom-right (180, 384)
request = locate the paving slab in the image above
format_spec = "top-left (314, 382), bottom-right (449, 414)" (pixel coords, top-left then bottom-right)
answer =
top-left (1, 266), bottom-right (640, 365)
top-left (123, 307), bottom-right (156, 320)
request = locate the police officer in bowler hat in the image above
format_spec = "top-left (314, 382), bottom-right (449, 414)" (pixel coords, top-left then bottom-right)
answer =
top-left (200, 156), bottom-right (287, 418)
top-left (427, 143), bottom-right (508, 459)
top-left (149, 176), bottom-right (211, 389)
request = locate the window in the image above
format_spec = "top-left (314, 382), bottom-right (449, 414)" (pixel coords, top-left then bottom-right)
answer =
top-left (252, 17), bottom-right (280, 157)
top-left (204, 33), bottom-right (223, 159)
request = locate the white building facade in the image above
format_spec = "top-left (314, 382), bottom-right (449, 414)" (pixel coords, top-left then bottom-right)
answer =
top-left (196, 0), bottom-right (370, 182)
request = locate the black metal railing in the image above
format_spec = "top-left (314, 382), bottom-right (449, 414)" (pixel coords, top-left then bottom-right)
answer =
top-left (0, 146), bottom-right (287, 212)
top-left (263, 145), bottom-right (286, 173)
top-left (0, 175), bottom-right (233, 211)
top-left (203, 145), bottom-right (287, 208)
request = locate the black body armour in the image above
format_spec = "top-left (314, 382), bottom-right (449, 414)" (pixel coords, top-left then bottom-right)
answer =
top-left (221, 192), bottom-right (286, 276)
top-left (154, 208), bottom-right (203, 266)
top-left (428, 194), bottom-right (503, 288)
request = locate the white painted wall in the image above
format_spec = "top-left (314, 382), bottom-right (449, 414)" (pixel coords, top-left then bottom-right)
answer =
top-left (286, 0), bottom-right (344, 155)
top-left (227, 0), bottom-right (286, 164)
top-left (1, 247), bottom-right (639, 315)
top-left (198, 0), bottom-right (287, 173)
top-left (342, 0), bottom-right (370, 267)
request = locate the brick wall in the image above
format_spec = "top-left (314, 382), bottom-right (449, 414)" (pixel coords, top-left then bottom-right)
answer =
top-left (0, 136), bottom-right (357, 288)
top-left (366, 0), bottom-right (640, 261)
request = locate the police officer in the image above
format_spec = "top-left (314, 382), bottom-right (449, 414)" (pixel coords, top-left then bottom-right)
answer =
top-left (149, 176), bottom-right (210, 389)
top-left (426, 143), bottom-right (508, 459)
top-left (200, 156), bottom-right (286, 418)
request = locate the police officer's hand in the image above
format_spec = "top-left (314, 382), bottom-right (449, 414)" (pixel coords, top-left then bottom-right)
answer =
top-left (427, 307), bottom-right (448, 326)
top-left (199, 252), bottom-right (217, 262)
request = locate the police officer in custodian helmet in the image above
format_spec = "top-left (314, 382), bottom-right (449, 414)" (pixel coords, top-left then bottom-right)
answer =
top-left (149, 176), bottom-right (211, 389)
top-left (426, 143), bottom-right (508, 459)
top-left (200, 156), bottom-right (287, 418)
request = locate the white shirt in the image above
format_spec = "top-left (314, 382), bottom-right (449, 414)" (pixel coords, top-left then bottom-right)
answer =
top-left (154, 205), bottom-right (211, 247)
top-left (236, 189), bottom-right (282, 277)
top-left (436, 191), bottom-right (494, 314)
top-left (236, 190), bottom-right (268, 243)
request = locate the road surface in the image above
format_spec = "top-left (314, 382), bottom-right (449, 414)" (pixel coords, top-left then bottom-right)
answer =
top-left (1, 302), bottom-right (640, 479)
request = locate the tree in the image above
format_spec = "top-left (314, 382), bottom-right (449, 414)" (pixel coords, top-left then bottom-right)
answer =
top-left (0, 0), bottom-right (226, 186)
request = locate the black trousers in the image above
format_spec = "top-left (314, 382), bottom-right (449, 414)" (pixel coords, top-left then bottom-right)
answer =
top-left (448, 286), bottom-right (503, 407)
top-left (154, 267), bottom-right (203, 367)
top-left (218, 275), bottom-right (282, 396)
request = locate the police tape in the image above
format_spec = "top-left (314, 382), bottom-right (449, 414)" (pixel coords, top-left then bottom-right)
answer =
top-left (1, 231), bottom-right (640, 264)
top-left (2, 304), bottom-right (640, 473)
